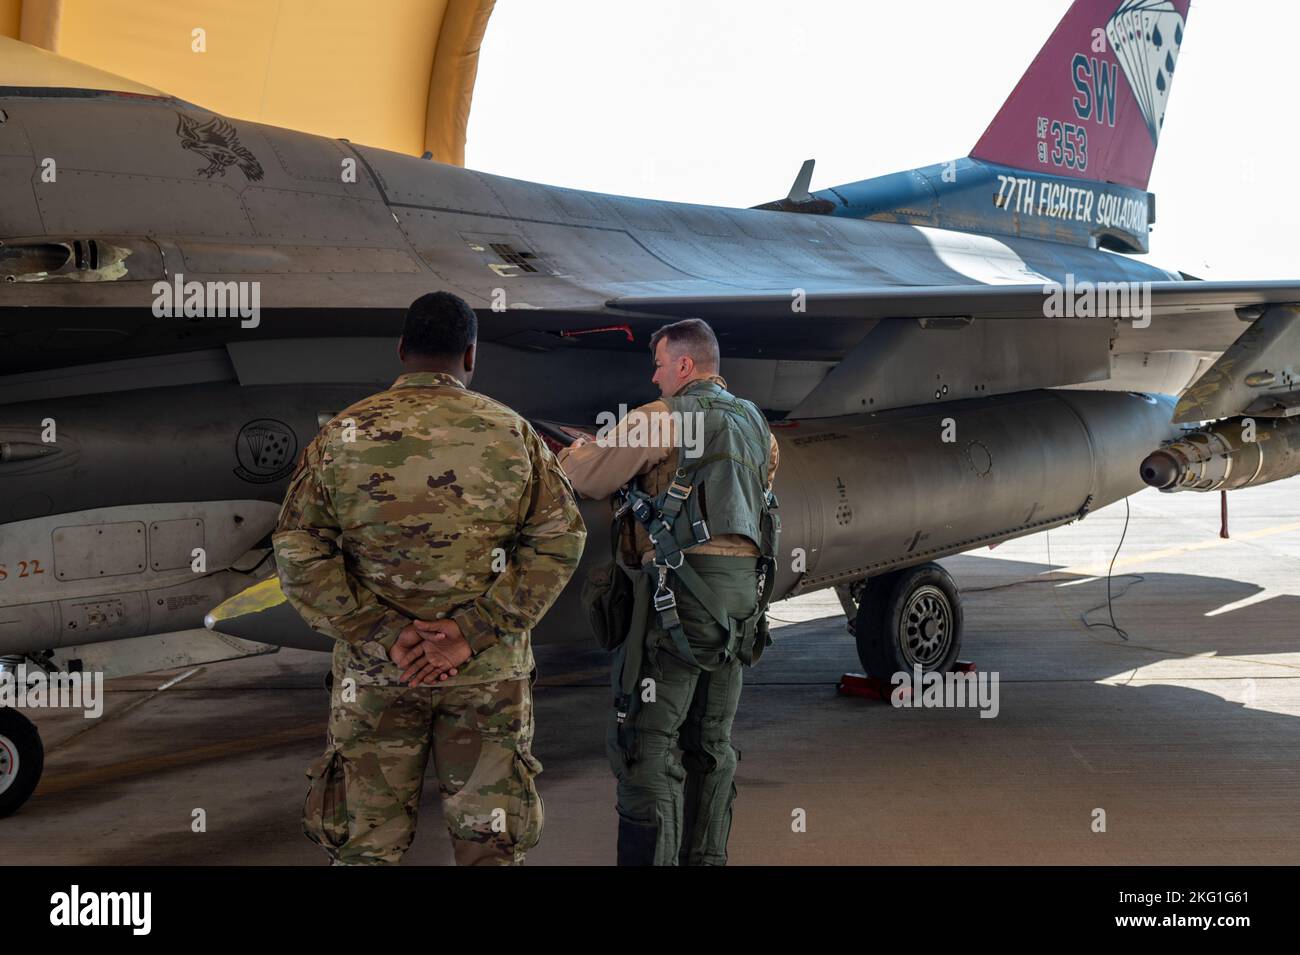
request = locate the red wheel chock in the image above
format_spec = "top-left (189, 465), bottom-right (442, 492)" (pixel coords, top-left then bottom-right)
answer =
top-left (838, 662), bottom-right (977, 702)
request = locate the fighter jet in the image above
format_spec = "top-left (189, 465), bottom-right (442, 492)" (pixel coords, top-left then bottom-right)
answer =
top-left (2, 0), bottom-right (1298, 816)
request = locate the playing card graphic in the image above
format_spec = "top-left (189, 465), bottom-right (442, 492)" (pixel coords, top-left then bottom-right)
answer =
top-left (1105, 1), bottom-right (1186, 144)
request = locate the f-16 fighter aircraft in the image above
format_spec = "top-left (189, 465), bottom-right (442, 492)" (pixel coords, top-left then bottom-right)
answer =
top-left (2, 0), bottom-right (1297, 815)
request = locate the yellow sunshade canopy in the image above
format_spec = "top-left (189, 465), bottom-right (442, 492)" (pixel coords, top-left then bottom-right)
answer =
top-left (0, 0), bottom-right (495, 164)
top-left (0, 34), bottom-right (163, 95)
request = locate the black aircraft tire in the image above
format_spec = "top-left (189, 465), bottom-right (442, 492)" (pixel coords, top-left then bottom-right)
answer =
top-left (0, 708), bottom-right (44, 819)
top-left (855, 563), bottom-right (963, 680)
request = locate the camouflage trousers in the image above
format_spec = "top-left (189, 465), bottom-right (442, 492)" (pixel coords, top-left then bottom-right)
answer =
top-left (303, 675), bottom-right (544, 866)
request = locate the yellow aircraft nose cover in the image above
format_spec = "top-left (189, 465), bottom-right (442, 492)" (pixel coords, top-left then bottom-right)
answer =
top-left (204, 576), bottom-right (288, 635)
top-left (206, 576), bottom-right (286, 625)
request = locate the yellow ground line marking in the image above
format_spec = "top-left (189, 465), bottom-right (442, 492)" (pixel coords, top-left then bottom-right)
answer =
top-left (1047, 520), bottom-right (1300, 578)
top-left (36, 723), bottom-right (325, 796)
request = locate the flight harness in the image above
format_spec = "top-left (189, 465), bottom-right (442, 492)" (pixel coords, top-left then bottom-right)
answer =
top-left (611, 386), bottom-right (781, 750)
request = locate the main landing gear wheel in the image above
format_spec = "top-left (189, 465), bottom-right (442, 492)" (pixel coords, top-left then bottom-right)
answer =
top-left (854, 562), bottom-right (963, 681)
top-left (0, 708), bottom-right (44, 818)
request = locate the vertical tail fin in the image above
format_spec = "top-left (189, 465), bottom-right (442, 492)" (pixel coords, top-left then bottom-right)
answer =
top-left (971, 0), bottom-right (1190, 190)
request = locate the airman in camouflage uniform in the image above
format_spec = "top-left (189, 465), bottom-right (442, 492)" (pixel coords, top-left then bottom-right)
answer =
top-left (274, 291), bottom-right (586, 866)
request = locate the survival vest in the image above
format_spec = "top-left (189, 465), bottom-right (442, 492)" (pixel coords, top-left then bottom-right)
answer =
top-left (619, 378), bottom-right (781, 670)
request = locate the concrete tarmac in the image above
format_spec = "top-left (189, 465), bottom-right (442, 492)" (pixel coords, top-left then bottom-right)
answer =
top-left (4, 480), bottom-right (1299, 865)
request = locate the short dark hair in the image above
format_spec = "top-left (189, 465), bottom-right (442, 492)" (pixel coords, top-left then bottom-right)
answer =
top-left (649, 318), bottom-right (720, 371)
top-left (401, 291), bottom-right (477, 357)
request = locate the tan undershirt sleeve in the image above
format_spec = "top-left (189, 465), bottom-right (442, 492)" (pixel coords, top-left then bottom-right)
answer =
top-left (557, 400), bottom-right (676, 500)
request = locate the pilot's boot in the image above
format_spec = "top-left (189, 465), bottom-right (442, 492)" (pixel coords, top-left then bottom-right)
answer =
top-left (616, 813), bottom-right (660, 866)
top-left (610, 721), bottom-right (686, 865)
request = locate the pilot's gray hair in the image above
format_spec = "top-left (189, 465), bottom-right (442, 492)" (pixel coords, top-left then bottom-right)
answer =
top-left (649, 318), bottom-right (720, 372)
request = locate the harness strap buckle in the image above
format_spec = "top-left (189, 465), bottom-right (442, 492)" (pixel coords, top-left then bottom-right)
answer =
top-left (652, 589), bottom-right (677, 613)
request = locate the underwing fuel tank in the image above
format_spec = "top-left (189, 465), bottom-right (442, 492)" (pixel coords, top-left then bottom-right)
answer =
top-left (1140, 416), bottom-right (1300, 493)
top-left (767, 389), bottom-right (1180, 598)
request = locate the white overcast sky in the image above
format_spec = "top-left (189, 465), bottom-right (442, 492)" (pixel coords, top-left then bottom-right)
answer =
top-left (467, 0), bottom-right (1296, 281)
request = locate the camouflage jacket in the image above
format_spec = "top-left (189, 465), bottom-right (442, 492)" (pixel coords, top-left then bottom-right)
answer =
top-left (272, 370), bottom-right (587, 687)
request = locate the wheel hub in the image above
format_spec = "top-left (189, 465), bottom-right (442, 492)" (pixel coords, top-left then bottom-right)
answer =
top-left (0, 733), bottom-right (18, 797)
top-left (900, 585), bottom-right (952, 668)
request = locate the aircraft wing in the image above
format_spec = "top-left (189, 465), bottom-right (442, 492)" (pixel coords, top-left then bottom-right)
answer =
top-left (605, 280), bottom-right (1300, 322)
top-left (5, 280), bottom-right (1298, 387)
top-left (598, 279), bottom-right (1300, 420)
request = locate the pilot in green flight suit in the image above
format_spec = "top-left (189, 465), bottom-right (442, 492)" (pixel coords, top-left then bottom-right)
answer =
top-left (559, 318), bottom-right (779, 865)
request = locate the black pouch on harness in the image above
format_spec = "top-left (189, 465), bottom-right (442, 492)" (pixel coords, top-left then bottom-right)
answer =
top-left (582, 560), bottom-right (636, 651)
top-left (583, 509), bottom-right (639, 651)
top-left (737, 496), bottom-right (781, 666)
top-left (732, 618), bottom-right (768, 667)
